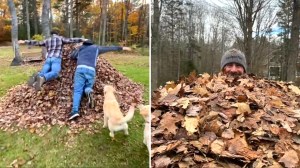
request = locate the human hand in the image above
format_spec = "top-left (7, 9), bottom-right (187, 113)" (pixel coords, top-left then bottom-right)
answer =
top-left (122, 47), bottom-right (132, 51)
top-left (18, 40), bottom-right (25, 44)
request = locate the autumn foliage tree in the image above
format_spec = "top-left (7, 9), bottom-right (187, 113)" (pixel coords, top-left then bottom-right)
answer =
top-left (3, 0), bottom-right (148, 47)
top-left (0, 2), bottom-right (11, 42)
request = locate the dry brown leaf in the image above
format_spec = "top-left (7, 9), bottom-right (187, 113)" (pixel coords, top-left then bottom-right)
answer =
top-left (210, 139), bottom-right (225, 155)
top-left (270, 124), bottom-right (280, 135)
top-left (222, 129), bottom-right (234, 139)
top-left (168, 83), bottom-right (182, 95)
top-left (288, 85), bottom-right (300, 95)
top-left (153, 155), bottom-right (171, 168)
top-left (176, 98), bottom-right (190, 109)
top-left (231, 103), bottom-right (251, 115)
top-left (280, 121), bottom-right (293, 133)
top-left (176, 144), bottom-right (188, 154)
top-left (193, 86), bottom-right (209, 96)
top-left (278, 150), bottom-right (299, 168)
top-left (238, 79), bottom-right (250, 86)
top-left (182, 116), bottom-right (199, 135)
top-left (227, 133), bottom-right (261, 160)
top-left (252, 127), bottom-right (266, 136)
top-left (159, 112), bottom-right (183, 135)
top-left (186, 105), bottom-right (202, 117)
top-left (165, 81), bottom-right (176, 91)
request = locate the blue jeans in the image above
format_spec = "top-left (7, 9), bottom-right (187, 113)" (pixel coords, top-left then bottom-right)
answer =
top-left (71, 67), bottom-right (96, 114)
top-left (39, 57), bottom-right (62, 81)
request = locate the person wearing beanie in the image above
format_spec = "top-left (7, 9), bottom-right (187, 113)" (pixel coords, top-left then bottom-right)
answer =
top-left (68, 40), bottom-right (132, 120)
top-left (220, 48), bottom-right (247, 76)
top-left (18, 30), bottom-right (88, 91)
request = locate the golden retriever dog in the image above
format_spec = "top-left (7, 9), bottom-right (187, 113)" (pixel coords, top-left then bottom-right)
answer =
top-left (103, 85), bottom-right (135, 138)
top-left (139, 104), bottom-right (150, 152)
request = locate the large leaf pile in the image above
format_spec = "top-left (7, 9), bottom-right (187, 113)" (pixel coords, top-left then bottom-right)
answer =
top-left (0, 44), bottom-right (143, 135)
top-left (151, 72), bottom-right (300, 168)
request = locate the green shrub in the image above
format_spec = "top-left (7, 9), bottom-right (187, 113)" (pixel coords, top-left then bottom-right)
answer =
top-left (32, 34), bottom-right (44, 41)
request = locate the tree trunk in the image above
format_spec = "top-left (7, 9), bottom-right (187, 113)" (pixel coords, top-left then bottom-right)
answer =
top-left (41, 0), bottom-right (50, 59)
top-left (121, 0), bottom-right (124, 41)
top-left (49, 2), bottom-right (53, 31)
top-left (7, 0), bottom-right (22, 66)
top-left (25, 0), bottom-right (31, 40)
top-left (42, 0), bottom-right (50, 38)
top-left (33, 0), bottom-right (39, 34)
top-left (75, 0), bottom-right (79, 36)
top-left (233, 0), bottom-right (268, 73)
top-left (70, 0), bottom-right (73, 37)
top-left (287, 0), bottom-right (300, 81)
top-left (65, 0), bottom-right (69, 37)
top-left (151, 0), bottom-right (161, 90)
top-left (124, 0), bottom-right (129, 43)
top-left (101, 0), bottom-right (108, 45)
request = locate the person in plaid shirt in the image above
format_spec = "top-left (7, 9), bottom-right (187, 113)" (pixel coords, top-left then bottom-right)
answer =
top-left (19, 30), bottom-right (87, 91)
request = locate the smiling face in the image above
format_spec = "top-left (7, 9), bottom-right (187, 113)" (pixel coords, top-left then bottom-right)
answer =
top-left (223, 63), bottom-right (245, 76)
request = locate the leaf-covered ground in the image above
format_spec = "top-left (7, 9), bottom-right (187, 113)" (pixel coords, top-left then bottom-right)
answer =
top-left (0, 45), bottom-right (149, 167)
top-left (0, 45), bottom-right (144, 135)
top-left (151, 72), bottom-right (300, 168)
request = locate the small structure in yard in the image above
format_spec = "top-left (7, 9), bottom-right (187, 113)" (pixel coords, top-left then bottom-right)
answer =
top-left (21, 51), bottom-right (43, 63)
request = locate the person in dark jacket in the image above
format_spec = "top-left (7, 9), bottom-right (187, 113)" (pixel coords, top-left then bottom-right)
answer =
top-left (19, 30), bottom-right (87, 91)
top-left (69, 40), bottom-right (131, 120)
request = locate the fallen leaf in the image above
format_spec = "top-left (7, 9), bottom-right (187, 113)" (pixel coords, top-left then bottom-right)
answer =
top-left (222, 129), bottom-right (234, 139)
top-left (182, 116), bottom-right (199, 135)
top-left (252, 127), bottom-right (266, 136)
top-left (154, 155), bottom-right (171, 168)
top-left (279, 150), bottom-right (299, 168)
top-left (210, 139), bottom-right (225, 155)
top-left (176, 98), bottom-right (190, 109)
top-left (288, 85), bottom-right (300, 95)
top-left (186, 105), bottom-right (202, 117)
top-left (193, 86), bottom-right (209, 96)
top-left (227, 133), bottom-right (261, 160)
top-left (168, 83), bottom-right (182, 95)
top-left (231, 103), bottom-right (251, 115)
top-left (159, 112), bottom-right (183, 135)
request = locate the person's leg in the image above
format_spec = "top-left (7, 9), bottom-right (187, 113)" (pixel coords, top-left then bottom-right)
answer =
top-left (27, 72), bottom-right (39, 87)
top-left (69, 68), bottom-right (86, 120)
top-left (29, 57), bottom-right (51, 87)
top-left (84, 69), bottom-right (96, 108)
top-left (38, 57), bottom-right (51, 78)
top-left (36, 57), bottom-right (62, 91)
top-left (43, 57), bottom-right (62, 81)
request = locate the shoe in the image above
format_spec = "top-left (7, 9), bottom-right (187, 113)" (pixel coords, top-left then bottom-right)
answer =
top-left (35, 76), bottom-right (45, 91)
top-left (68, 113), bottom-right (79, 120)
top-left (27, 73), bottom-right (38, 87)
top-left (87, 92), bottom-right (94, 108)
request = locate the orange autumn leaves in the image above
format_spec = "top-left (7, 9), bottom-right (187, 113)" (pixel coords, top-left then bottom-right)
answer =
top-left (152, 73), bottom-right (300, 168)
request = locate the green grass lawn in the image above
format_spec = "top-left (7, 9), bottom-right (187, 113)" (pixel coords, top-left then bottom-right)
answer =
top-left (0, 46), bottom-right (149, 167)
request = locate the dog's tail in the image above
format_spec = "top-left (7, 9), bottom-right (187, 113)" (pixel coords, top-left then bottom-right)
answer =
top-left (119, 105), bottom-right (135, 124)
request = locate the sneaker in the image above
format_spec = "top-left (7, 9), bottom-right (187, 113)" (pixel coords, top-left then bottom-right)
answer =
top-left (68, 113), bottom-right (79, 120)
top-left (35, 76), bottom-right (45, 91)
top-left (87, 92), bottom-right (95, 108)
top-left (27, 73), bottom-right (38, 87)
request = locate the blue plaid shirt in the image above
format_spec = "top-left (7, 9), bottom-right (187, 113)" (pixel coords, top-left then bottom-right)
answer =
top-left (26, 34), bottom-right (85, 58)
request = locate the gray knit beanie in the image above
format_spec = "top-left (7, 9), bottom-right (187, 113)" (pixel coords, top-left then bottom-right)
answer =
top-left (221, 49), bottom-right (247, 72)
